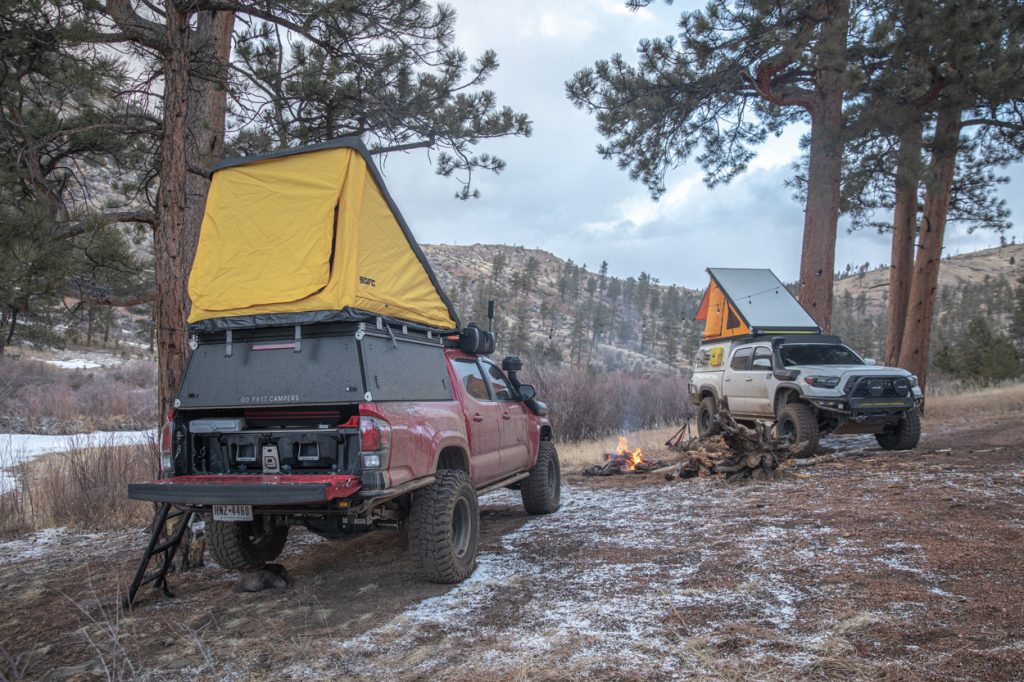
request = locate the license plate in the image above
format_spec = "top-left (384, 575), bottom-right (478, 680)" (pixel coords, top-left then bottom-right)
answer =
top-left (212, 504), bottom-right (253, 522)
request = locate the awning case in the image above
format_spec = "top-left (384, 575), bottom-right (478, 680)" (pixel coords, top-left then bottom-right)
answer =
top-left (187, 138), bottom-right (458, 331)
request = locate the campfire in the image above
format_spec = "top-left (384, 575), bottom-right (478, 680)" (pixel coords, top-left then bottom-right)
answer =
top-left (614, 436), bottom-right (644, 471)
top-left (584, 436), bottom-right (664, 476)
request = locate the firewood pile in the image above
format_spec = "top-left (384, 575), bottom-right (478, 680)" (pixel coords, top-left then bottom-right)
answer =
top-left (662, 410), bottom-right (789, 482)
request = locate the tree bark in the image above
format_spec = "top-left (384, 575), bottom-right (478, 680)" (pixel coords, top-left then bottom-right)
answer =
top-left (897, 104), bottom-right (962, 391)
top-left (796, 0), bottom-right (849, 333)
top-left (884, 120), bottom-right (923, 366)
top-left (154, 5), bottom-right (191, 420)
top-left (1, 309), bottom-right (17, 355)
top-left (86, 305), bottom-right (94, 347)
top-left (182, 10), bottom-right (234, 317)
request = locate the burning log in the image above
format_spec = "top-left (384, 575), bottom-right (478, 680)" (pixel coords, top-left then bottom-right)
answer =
top-left (583, 436), bottom-right (664, 476)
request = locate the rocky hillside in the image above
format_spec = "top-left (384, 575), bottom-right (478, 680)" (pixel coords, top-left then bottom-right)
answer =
top-left (421, 243), bottom-right (704, 373)
top-left (835, 243), bottom-right (1024, 316)
top-left (422, 242), bottom-right (1024, 371)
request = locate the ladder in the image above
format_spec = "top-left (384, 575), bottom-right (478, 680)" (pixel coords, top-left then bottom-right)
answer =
top-left (124, 503), bottom-right (195, 608)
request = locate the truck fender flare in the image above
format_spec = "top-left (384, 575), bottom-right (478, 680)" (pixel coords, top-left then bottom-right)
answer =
top-left (432, 437), bottom-right (471, 475)
top-left (697, 384), bottom-right (720, 403)
top-left (773, 384), bottom-right (805, 417)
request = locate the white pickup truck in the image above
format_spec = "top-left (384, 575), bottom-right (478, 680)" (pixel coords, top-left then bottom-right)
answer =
top-left (689, 334), bottom-right (924, 456)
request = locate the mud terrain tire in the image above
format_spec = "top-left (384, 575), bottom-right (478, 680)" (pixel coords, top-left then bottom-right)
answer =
top-left (521, 441), bottom-right (561, 515)
top-left (207, 518), bottom-right (288, 570)
top-left (697, 396), bottom-right (721, 437)
top-left (409, 470), bottom-right (480, 584)
top-left (876, 409), bottom-right (921, 451)
top-left (778, 403), bottom-right (819, 458)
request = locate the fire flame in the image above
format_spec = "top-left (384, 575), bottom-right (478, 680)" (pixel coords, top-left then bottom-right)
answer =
top-left (614, 436), bottom-right (644, 471)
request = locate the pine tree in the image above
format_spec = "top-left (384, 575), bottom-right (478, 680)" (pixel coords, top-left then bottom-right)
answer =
top-left (568, 0), bottom-right (859, 330)
top-left (97, 0), bottom-right (531, 416)
top-left (1010, 276), bottom-right (1024, 348)
top-left (0, 1), bottom-right (152, 353)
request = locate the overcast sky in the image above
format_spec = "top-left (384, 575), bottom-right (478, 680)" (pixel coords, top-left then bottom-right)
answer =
top-left (379, 0), bottom-right (1024, 290)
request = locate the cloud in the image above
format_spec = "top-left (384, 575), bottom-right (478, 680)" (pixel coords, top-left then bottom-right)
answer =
top-left (377, 0), bottom-right (1024, 291)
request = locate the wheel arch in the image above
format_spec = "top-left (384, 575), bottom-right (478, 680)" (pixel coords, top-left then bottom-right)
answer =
top-left (434, 442), bottom-right (470, 474)
top-left (698, 384), bottom-right (720, 403)
top-left (773, 384), bottom-right (806, 418)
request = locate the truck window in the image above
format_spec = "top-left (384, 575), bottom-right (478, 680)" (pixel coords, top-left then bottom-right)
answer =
top-left (780, 344), bottom-right (864, 367)
top-left (730, 347), bottom-right (753, 371)
top-left (452, 358), bottom-right (490, 401)
top-left (482, 361), bottom-right (516, 401)
top-left (751, 347), bottom-right (772, 371)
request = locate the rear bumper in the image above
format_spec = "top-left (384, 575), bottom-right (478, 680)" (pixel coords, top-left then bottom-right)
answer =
top-left (128, 474), bottom-right (362, 506)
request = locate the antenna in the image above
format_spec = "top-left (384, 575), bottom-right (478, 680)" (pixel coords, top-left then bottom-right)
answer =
top-left (487, 300), bottom-right (495, 332)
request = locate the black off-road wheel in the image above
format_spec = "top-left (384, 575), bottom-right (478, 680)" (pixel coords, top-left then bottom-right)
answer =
top-left (777, 403), bottom-right (819, 458)
top-left (697, 396), bottom-right (721, 437)
top-left (207, 517), bottom-right (289, 570)
top-left (521, 441), bottom-right (561, 515)
top-left (875, 409), bottom-right (921, 451)
top-left (408, 470), bottom-right (480, 584)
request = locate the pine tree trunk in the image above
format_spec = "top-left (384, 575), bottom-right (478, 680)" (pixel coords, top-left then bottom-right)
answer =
top-left (181, 10), bottom-right (234, 317)
top-left (1, 308), bottom-right (16, 354)
top-left (797, 0), bottom-right (848, 333)
top-left (897, 104), bottom-right (962, 390)
top-left (884, 121), bottom-right (923, 366)
top-left (154, 6), bottom-right (191, 421)
top-left (86, 305), bottom-right (94, 347)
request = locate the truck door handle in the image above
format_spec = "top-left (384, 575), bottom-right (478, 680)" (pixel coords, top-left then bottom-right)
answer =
top-left (501, 412), bottom-right (511, 420)
top-left (745, 377), bottom-right (753, 382)
top-left (724, 377), bottom-right (731, 382)
top-left (472, 414), bottom-right (484, 422)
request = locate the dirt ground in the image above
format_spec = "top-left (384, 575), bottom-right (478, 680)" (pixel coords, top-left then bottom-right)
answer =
top-left (1, 416), bottom-right (1022, 681)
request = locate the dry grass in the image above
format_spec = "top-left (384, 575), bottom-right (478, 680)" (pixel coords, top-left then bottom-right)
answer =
top-left (0, 437), bottom-right (157, 538)
top-left (924, 381), bottom-right (1024, 422)
top-left (557, 423), bottom-right (686, 466)
top-left (0, 354), bottom-right (156, 434)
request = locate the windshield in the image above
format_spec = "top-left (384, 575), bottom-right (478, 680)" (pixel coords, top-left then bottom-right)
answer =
top-left (779, 344), bottom-right (863, 367)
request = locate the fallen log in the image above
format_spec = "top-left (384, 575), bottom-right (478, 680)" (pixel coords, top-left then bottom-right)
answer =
top-left (662, 410), bottom-right (781, 481)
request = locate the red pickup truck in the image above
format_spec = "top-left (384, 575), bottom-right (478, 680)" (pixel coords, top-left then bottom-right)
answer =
top-left (129, 322), bottom-right (560, 583)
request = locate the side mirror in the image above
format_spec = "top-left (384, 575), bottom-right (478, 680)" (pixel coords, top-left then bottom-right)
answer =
top-left (864, 358), bottom-right (877, 365)
top-left (517, 384), bottom-right (537, 401)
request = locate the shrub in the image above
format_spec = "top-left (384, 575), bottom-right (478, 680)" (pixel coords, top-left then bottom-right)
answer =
top-left (524, 365), bottom-right (692, 442)
top-left (0, 436), bottom-right (156, 538)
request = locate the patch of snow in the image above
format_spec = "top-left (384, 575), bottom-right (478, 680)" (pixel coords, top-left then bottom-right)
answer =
top-left (0, 429), bottom-right (155, 493)
top-left (0, 527), bottom-right (72, 564)
top-left (43, 358), bottom-right (103, 369)
top-left (288, 482), bottom-right (877, 679)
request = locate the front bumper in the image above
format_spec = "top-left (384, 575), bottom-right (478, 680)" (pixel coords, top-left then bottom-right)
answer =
top-left (128, 474), bottom-right (363, 506)
top-left (806, 395), bottom-right (921, 419)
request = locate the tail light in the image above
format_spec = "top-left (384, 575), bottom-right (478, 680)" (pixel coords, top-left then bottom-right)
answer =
top-left (159, 409), bottom-right (174, 473)
top-left (359, 416), bottom-right (391, 468)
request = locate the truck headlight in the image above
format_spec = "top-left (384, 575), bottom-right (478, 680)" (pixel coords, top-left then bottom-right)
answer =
top-left (908, 375), bottom-right (918, 387)
top-left (803, 375), bottom-right (840, 388)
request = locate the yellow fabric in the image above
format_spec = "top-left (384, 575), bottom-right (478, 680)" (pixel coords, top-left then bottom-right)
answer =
top-left (352, 172), bottom-right (453, 325)
top-left (189, 149), bottom-right (346, 311)
top-left (187, 147), bottom-right (456, 329)
top-left (701, 282), bottom-right (750, 340)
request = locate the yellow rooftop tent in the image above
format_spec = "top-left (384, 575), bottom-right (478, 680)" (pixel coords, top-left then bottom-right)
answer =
top-left (694, 268), bottom-right (820, 341)
top-left (187, 138), bottom-right (458, 332)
